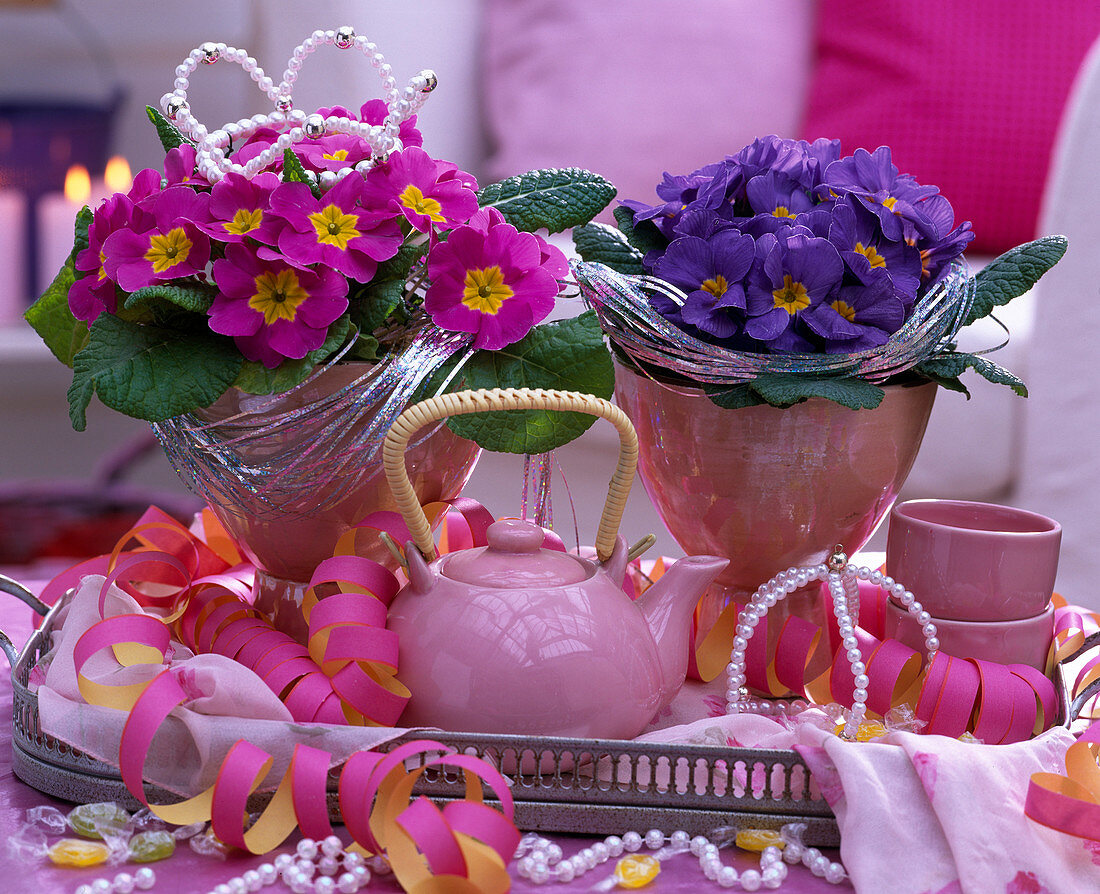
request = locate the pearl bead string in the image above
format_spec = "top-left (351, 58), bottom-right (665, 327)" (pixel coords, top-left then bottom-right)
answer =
top-left (515, 825), bottom-right (847, 890)
top-left (75, 868), bottom-right (155, 894)
top-left (725, 548), bottom-right (939, 739)
top-left (160, 26), bottom-right (437, 187)
top-left (202, 836), bottom-right (372, 894)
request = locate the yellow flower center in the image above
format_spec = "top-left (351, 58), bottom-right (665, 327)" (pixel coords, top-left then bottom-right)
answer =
top-left (853, 241), bottom-right (886, 268)
top-left (309, 204), bottom-right (360, 250)
top-left (322, 149), bottom-right (349, 162)
top-left (144, 228), bottom-right (192, 274)
top-left (831, 299), bottom-right (857, 322)
top-left (248, 268), bottom-right (310, 325)
top-left (224, 208), bottom-right (264, 236)
top-left (398, 184), bottom-right (445, 223)
top-left (881, 196), bottom-right (898, 212)
top-left (97, 249), bottom-right (108, 281)
top-left (462, 266), bottom-right (513, 315)
top-left (701, 274), bottom-right (728, 298)
top-left (772, 205), bottom-right (796, 219)
top-left (772, 274), bottom-right (811, 315)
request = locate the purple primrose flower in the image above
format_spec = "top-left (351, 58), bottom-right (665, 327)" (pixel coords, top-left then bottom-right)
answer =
top-left (652, 231), bottom-right (755, 340)
top-left (745, 230), bottom-right (844, 351)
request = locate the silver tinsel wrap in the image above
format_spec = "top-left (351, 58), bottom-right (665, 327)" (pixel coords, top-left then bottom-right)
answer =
top-left (572, 260), bottom-right (976, 385)
top-left (153, 326), bottom-right (473, 520)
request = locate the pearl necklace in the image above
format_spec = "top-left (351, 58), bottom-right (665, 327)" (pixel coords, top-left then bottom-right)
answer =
top-left (725, 549), bottom-right (939, 738)
top-left (161, 26), bottom-right (437, 188)
top-left (75, 868), bottom-right (156, 894)
top-left (515, 824), bottom-right (847, 890)
top-left (203, 836), bottom-right (373, 894)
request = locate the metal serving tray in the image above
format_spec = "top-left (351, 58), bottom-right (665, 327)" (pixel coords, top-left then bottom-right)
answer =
top-left (5, 577), bottom-right (1094, 847)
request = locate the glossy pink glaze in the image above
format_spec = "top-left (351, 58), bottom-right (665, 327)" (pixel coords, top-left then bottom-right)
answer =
top-left (388, 520), bottom-right (728, 738)
top-left (614, 361), bottom-right (937, 644)
top-left (886, 499), bottom-right (1061, 621)
top-left (188, 362), bottom-right (481, 582)
top-left (884, 599), bottom-right (1054, 670)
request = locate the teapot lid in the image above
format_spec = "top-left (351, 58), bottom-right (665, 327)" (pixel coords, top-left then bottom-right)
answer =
top-left (440, 518), bottom-right (590, 588)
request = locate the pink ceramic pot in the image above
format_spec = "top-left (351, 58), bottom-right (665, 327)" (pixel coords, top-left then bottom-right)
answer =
top-left (886, 499), bottom-right (1062, 622)
top-left (166, 362), bottom-right (480, 636)
top-left (884, 599), bottom-right (1054, 670)
top-left (614, 361), bottom-right (938, 641)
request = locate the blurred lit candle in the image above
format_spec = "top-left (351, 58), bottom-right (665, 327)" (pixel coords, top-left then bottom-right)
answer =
top-left (0, 189), bottom-right (28, 325)
top-left (37, 157), bottom-right (132, 294)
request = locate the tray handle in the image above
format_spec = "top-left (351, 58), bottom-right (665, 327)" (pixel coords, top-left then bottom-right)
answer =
top-left (382, 388), bottom-right (638, 563)
top-left (0, 573), bottom-right (50, 670)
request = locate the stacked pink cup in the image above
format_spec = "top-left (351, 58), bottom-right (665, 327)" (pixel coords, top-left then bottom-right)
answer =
top-left (884, 499), bottom-right (1061, 670)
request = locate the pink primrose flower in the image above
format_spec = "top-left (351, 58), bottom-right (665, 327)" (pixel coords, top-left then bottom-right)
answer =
top-left (267, 177), bottom-right (403, 281)
top-left (363, 146), bottom-right (479, 232)
top-left (102, 186), bottom-right (211, 292)
top-left (196, 172), bottom-right (283, 245)
top-left (424, 211), bottom-right (565, 350)
top-left (233, 127), bottom-right (284, 172)
top-left (69, 192), bottom-right (153, 322)
top-left (357, 98), bottom-right (423, 149)
top-left (294, 134), bottom-right (374, 174)
top-left (210, 242), bottom-right (349, 367)
top-left (163, 144), bottom-right (204, 188)
top-left (127, 167), bottom-right (164, 203)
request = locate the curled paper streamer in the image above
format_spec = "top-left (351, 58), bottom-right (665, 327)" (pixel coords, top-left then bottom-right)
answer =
top-left (58, 498), bottom-right (524, 877)
top-left (1026, 731), bottom-right (1100, 842)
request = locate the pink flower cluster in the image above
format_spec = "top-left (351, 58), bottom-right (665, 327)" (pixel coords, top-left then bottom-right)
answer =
top-left (71, 106), bottom-right (568, 367)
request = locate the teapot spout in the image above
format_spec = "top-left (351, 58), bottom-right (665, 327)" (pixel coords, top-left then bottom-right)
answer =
top-left (637, 555), bottom-right (728, 709)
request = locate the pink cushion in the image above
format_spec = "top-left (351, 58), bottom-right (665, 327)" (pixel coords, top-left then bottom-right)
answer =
top-left (482, 0), bottom-right (814, 214)
top-left (801, 0), bottom-right (1100, 255)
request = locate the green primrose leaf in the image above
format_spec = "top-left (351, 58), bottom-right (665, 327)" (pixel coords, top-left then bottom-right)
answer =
top-left (282, 148), bottom-right (321, 198)
top-left (348, 243), bottom-right (426, 335)
top-left (702, 383), bottom-right (767, 409)
top-left (25, 206), bottom-right (94, 367)
top-left (124, 281), bottom-right (217, 314)
top-left (233, 316), bottom-right (354, 395)
top-left (964, 235), bottom-right (1068, 327)
top-left (613, 205), bottom-right (665, 257)
top-left (745, 374), bottom-right (886, 410)
top-left (444, 310), bottom-right (614, 453)
top-left (572, 222), bottom-right (646, 275)
top-left (25, 257), bottom-right (89, 368)
top-left (67, 315), bottom-right (242, 430)
top-left (476, 168), bottom-right (616, 234)
top-left (916, 352), bottom-right (1028, 398)
top-left (146, 105), bottom-right (191, 152)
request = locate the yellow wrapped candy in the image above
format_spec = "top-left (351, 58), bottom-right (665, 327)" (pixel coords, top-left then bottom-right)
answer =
top-left (613, 854), bottom-right (661, 888)
top-left (735, 828), bottom-right (785, 852)
top-left (834, 719), bottom-right (889, 741)
top-left (47, 838), bottom-right (111, 867)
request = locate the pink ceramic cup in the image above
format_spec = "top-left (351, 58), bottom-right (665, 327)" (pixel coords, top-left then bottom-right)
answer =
top-left (884, 600), bottom-right (1054, 671)
top-left (885, 499), bottom-right (1061, 622)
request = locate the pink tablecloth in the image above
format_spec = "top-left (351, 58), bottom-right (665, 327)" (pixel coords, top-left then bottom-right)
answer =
top-left (0, 576), bottom-right (848, 894)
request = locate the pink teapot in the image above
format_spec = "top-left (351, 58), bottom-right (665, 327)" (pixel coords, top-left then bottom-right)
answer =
top-left (382, 388), bottom-right (728, 739)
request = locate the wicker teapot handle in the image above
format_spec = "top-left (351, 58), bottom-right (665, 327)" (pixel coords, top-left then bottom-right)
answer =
top-left (382, 388), bottom-right (638, 563)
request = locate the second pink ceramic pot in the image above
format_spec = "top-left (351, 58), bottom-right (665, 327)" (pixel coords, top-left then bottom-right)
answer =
top-left (886, 499), bottom-right (1061, 622)
top-left (614, 360), bottom-right (938, 640)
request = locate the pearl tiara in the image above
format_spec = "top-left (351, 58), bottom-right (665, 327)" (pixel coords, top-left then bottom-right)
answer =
top-left (160, 26), bottom-right (437, 189)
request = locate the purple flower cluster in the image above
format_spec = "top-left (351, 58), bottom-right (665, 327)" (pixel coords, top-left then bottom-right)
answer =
top-left (623, 137), bottom-right (974, 353)
top-left (70, 107), bottom-right (567, 367)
